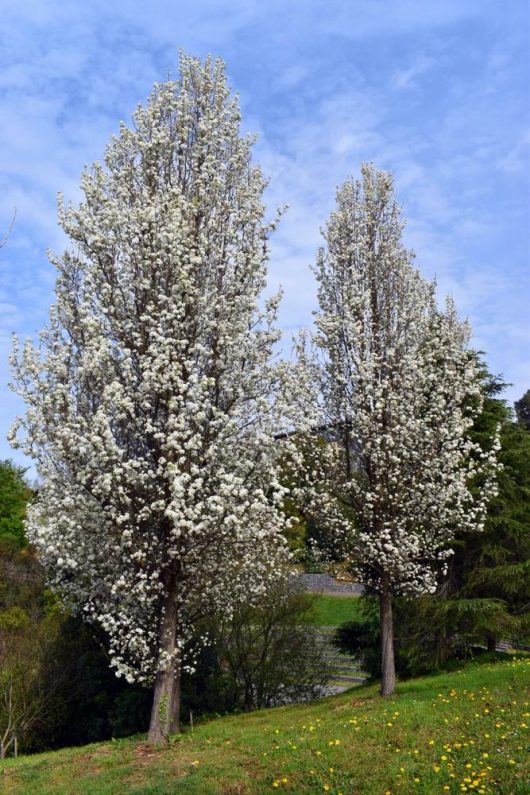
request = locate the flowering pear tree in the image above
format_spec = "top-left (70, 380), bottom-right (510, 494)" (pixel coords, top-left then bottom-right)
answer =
top-left (307, 164), bottom-right (499, 696)
top-left (9, 55), bottom-right (290, 741)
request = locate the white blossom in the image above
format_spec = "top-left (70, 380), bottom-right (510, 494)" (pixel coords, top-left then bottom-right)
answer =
top-left (9, 55), bottom-right (291, 734)
top-left (297, 164), bottom-right (499, 598)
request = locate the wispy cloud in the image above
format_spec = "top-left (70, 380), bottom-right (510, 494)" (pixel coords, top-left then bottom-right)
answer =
top-left (392, 55), bottom-right (438, 89)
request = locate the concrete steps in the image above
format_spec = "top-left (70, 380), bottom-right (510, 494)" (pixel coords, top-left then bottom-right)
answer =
top-left (313, 625), bottom-right (366, 690)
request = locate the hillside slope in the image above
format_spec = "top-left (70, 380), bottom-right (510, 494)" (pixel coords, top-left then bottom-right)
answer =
top-left (1, 658), bottom-right (528, 794)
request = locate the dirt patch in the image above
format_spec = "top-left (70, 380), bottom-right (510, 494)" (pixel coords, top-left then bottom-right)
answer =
top-left (134, 742), bottom-right (165, 759)
top-left (220, 783), bottom-right (249, 795)
top-left (350, 697), bottom-right (370, 707)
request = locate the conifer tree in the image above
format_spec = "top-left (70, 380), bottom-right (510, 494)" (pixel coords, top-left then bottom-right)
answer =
top-left (515, 389), bottom-right (530, 431)
top-left (449, 368), bottom-right (530, 645)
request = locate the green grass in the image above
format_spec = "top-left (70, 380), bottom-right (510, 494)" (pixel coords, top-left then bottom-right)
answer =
top-left (302, 594), bottom-right (363, 627)
top-left (1, 657), bottom-right (528, 794)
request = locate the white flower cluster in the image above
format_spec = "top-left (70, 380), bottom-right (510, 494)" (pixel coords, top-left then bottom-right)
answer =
top-left (297, 165), bottom-right (500, 597)
top-left (9, 55), bottom-right (291, 684)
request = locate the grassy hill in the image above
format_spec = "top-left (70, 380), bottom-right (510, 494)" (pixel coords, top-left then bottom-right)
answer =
top-left (302, 594), bottom-right (363, 627)
top-left (1, 657), bottom-right (528, 794)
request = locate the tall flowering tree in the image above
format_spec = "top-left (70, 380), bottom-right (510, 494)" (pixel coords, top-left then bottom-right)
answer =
top-left (9, 55), bottom-right (290, 741)
top-left (307, 164), bottom-right (498, 696)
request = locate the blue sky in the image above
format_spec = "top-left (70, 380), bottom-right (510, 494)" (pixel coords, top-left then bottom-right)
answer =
top-left (1, 0), bottom-right (529, 471)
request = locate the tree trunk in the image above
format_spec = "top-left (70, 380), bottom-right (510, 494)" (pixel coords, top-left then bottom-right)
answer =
top-left (486, 634), bottom-right (497, 652)
top-left (148, 575), bottom-right (181, 742)
top-left (380, 575), bottom-right (396, 697)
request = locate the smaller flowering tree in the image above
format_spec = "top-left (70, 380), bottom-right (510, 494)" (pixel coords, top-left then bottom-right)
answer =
top-left (301, 164), bottom-right (499, 695)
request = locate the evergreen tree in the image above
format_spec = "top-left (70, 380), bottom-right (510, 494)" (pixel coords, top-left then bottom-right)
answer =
top-left (514, 388), bottom-right (530, 431)
top-left (445, 367), bottom-right (530, 647)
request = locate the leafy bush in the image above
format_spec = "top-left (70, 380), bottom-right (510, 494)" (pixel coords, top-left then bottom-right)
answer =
top-left (203, 580), bottom-right (333, 713)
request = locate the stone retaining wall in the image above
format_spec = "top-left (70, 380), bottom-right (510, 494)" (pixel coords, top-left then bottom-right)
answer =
top-left (298, 573), bottom-right (364, 595)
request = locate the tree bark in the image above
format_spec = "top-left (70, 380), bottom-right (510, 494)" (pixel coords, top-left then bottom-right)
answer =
top-left (148, 574), bottom-right (181, 742)
top-left (380, 574), bottom-right (396, 697)
top-left (486, 635), bottom-right (497, 652)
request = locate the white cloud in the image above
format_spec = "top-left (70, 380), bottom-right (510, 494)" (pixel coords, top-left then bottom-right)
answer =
top-left (392, 55), bottom-right (437, 89)
top-left (497, 128), bottom-right (530, 175)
